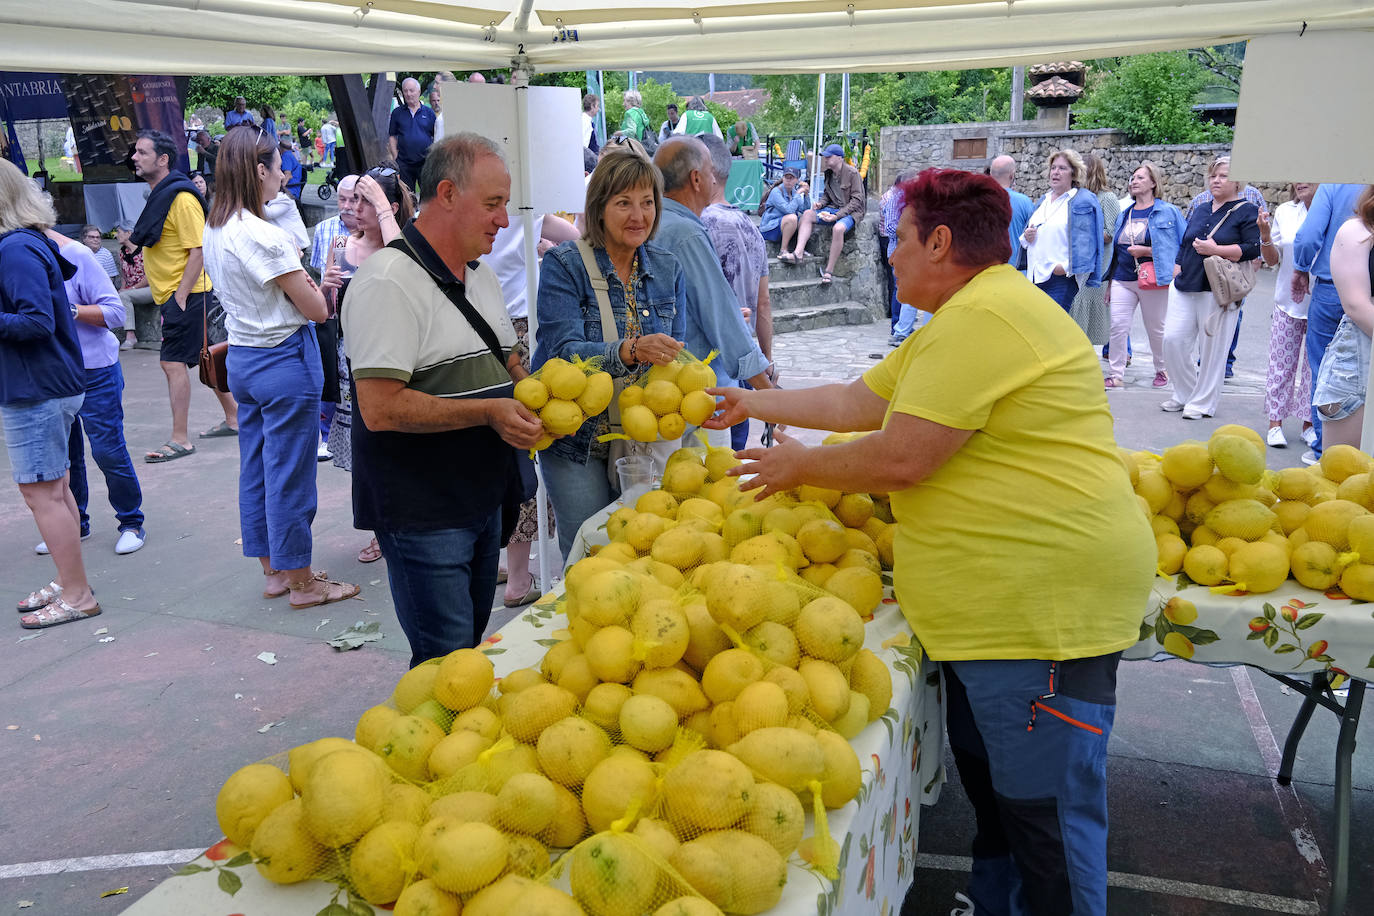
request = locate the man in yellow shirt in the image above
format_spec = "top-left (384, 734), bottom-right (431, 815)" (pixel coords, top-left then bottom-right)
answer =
top-left (129, 130), bottom-right (237, 462)
top-left (708, 169), bottom-right (1154, 916)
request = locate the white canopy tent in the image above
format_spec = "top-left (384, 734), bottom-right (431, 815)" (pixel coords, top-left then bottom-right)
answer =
top-left (5, 0), bottom-right (1371, 585)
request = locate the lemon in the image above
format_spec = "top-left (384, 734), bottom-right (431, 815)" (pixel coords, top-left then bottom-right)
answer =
top-left (727, 726), bottom-right (826, 794)
top-left (811, 727), bottom-right (865, 809)
top-left (643, 379), bottom-right (684, 417)
top-left (796, 518), bottom-right (848, 564)
top-left (392, 661), bottom-right (441, 713)
top-left (799, 658), bottom-right (851, 721)
top-left (676, 360), bottom-right (717, 393)
top-left (354, 705), bottom-right (402, 753)
top-left (1136, 470), bottom-right (1173, 514)
top-left (216, 763), bottom-right (293, 848)
top-left (1341, 562), bottom-right (1374, 600)
top-left (540, 398), bottom-right (585, 436)
top-left (553, 652), bottom-right (596, 705)
top-left (732, 680), bottom-right (789, 734)
top-left (1209, 435), bottom-right (1264, 485)
top-left (432, 647), bottom-right (494, 711)
top-left (824, 566), bottom-right (884, 616)
top-left (579, 568), bottom-right (644, 626)
top-left (581, 753), bottom-right (659, 832)
top-left (542, 357), bottom-right (588, 400)
top-left (704, 564), bottom-right (772, 632)
top-left (513, 375), bottom-right (550, 411)
top-left (1276, 466), bottom-right (1317, 501)
top-left (419, 820), bottom-right (509, 894)
top-left (1291, 541), bottom-right (1344, 590)
top-left (631, 600), bottom-right (690, 668)
top-left (663, 748), bottom-right (755, 831)
top-left (622, 404), bottom-right (660, 441)
top-left (721, 506), bottom-right (766, 547)
top-left (618, 384), bottom-right (645, 410)
top-left (504, 833), bottom-right (551, 878)
top-left (705, 446), bottom-right (740, 482)
top-left (798, 484), bottom-right (843, 507)
top-left (633, 666), bottom-right (711, 718)
top-left (619, 693), bottom-right (680, 752)
top-left (743, 620), bottom-right (800, 669)
top-left (577, 371), bottom-right (614, 416)
top-left (1337, 472), bottom-right (1372, 504)
top-left (301, 749), bottom-right (387, 846)
top-left (1321, 444), bottom-right (1372, 482)
top-left (670, 838), bottom-right (732, 910)
top-left (465, 875), bottom-right (537, 916)
top-left (1228, 541), bottom-right (1289, 593)
top-left (1348, 514), bottom-right (1374, 557)
top-left (1150, 515), bottom-right (1181, 539)
top-left (494, 771), bottom-right (558, 835)
top-left (426, 730), bottom-right (491, 780)
top-left (1273, 500), bottom-right (1312, 535)
top-left (645, 361), bottom-right (683, 385)
top-left (584, 624), bottom-right (642, 684)
top-left (730, 531), bottom-right (793, 567)
top-left (701, 648), bottom-right (765, 703)
top-left (796, 595), bottom-right (867, 662)
top-left (381, 783), bottom-right (432, 825)
top-left (569, 832), bottom-right (658, 916)
top-left (375, 715), bottom-right (446, 783)
top-left (654, 898), bottom-right (726, 916)
top-left (1182, 544), bottom-right (1228, 586)
top-left (251, 798), bottom-right (325, 884)
top-left (634, 488), bottom-right (679, 518)
top-left (503, 682), bottom-right (580, 743)
top-left (830, 690), bottom-right (871, 738)
top-left (1205, 499), bottom-right (1277, 540)
top-left (582, 682), bottom-right (634, 732)
top-left (540, 781), bottom-right (589, 847)
top-left (350, 820), bottom-right (419, 905)
top-left (848, 648), bottom-right (893, 721)
top-left (1156, 533), bottom-right (1187, 575)
top-left (536, 716), bottom-right (611, 788)
top-left (1211, 423), bottom-right (1266, 452)
top-left (632, 817), bottom-right (681, 861)
top-left (677, 496), bottom-right (724, 529)
top-left (680, 389), bottom-right (717, 427)
top-left (740, 780), bottom-right (806, 855)
top-left (659, 412), bottom-right (687, 440)
top-left (1303, 498), bottom-right (1368, 549)
top-left (426, 790), bottom-right (498, 825)
top-left (394, 878), bottom-right (461, 916)
top-left (1161, 441), bottom-right (1214, 489)
top-left (833, 492), bottom-right (876, 528)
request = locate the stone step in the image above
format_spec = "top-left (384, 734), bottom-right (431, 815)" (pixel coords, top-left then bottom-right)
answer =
top-left (772, 301), bottom-right (874, 335)
top-left (769, 274), bottom-right (853, 312)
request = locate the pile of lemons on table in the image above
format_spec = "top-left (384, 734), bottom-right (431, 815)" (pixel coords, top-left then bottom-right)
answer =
top-left (213, 447), bottom-right (898, 916)
top-left (618, 358), bottom-right (720, 443)
top-left (1131, 425), bottom-right (1374, 598)
top-left (514, 357), bottom-right (614, 451)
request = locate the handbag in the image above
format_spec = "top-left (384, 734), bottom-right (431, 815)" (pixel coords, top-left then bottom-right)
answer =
top-left (573, 240), bottom-right (678, 489)
top-left (1134, 259), bottom-right (1162, 290)
top-left (1199, 203), bottom-right (1259, 308)
top-left (197, 295), bottom-right (230, 393)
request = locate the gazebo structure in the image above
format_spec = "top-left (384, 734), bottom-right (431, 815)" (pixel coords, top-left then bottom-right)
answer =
top-left (1025, 60), bottom-right (1087, 129)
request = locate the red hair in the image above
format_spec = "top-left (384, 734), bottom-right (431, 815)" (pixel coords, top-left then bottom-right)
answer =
top-left (897, 168), bottom-right (1011, 267)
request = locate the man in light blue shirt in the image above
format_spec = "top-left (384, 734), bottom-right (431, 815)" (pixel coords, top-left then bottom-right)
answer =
top-left (1293, 183), bottom-right (1365, 460)
top-left (652, 137), bottom-right (774, 445)
top-left (989, 155), bottom-right (1035, 266)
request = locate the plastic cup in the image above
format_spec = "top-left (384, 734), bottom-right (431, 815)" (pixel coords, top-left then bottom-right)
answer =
top-left (616, 455), bottom-right (656, 504)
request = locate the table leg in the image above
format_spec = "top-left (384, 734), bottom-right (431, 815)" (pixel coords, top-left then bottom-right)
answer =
top-left (1327, 679), bottom-right (1365, 916)
top-left (1277, 672), bottom-right (1327, 787)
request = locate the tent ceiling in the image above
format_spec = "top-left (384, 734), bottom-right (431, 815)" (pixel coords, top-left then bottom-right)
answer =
top-left (0, 0), bottom-right (1371, 74)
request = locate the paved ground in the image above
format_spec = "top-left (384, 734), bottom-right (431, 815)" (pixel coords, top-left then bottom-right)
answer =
top-left (0, 268), bottom-right (1369, 915)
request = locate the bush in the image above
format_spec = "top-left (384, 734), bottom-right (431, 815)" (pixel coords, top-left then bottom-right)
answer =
top-left (1073, 51), bottom-right (1232, 144)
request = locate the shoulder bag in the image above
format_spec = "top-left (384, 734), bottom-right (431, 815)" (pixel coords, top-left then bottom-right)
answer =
top-left (573, 240), bottom-right (678, 489)
top-left (1201, 204), bottom-right (1259, 309)
top-left (197, 299), bottom-right (230, 393)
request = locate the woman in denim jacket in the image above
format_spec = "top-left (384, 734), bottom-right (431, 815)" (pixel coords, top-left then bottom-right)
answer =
top-left (535, 149), bottom-right (687, 560)
top-left (1102, 160), bottom-right (1184, 389)
top-left (1020, 148), bottom-right (1104, 311)
top-left (760, 167), bottom-right (810, 257)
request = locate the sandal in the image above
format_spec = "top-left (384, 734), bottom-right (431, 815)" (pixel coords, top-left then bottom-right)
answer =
top-left (199, 421), bottom-right (238, 438)
top-left (21, 597), bottom-right (101, 629)
top-left (778, 252), bottom-right (796, 264)
top-left (819, 270), bottom-right (833, 284)
top-left (18, 581), bottom-right (62, 612)
top-left (145, 442), bottom-right (196, 463)
top-left (357, 538), bottom-right (382, 564)
top-left (263, 569), bottom-right (328, 599)
top-left (503, 579), bottom-right (542, 609)
top-left (288, 577), bottom-right (362, 609)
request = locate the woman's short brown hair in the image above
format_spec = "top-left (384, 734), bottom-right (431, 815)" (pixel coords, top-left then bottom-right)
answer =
top-left (1355, 185), bottom-right (1374, 235)
top-left (1134, 160), bottom-right (1165, 197)
top-left (582, 148), bottom-right (663, 250)
top-left (1047, 148), bottom-right (1086, 186)
top-left (1082, 152), bottom-right (1110, 193)
top-left (1207, 155), bottom-right (1232, 179)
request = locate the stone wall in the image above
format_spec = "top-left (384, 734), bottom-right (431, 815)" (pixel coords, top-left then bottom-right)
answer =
top-left (880, 121), bottom-right (1289, 211)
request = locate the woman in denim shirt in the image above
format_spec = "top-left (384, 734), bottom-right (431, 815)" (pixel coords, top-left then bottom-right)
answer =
top-left (1020, 148), bottom-right (1104, 312)
top-left (760, 168), bottom-right (809, 257)
top-left (1103, 160), bottom-right (1184, 389)
top-left (535, 149), bottom-right (687, 560)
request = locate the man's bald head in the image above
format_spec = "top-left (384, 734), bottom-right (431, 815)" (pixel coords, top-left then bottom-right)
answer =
top-left (468, 72), bottom-right (486, 83)
top-left (654, 136), bottom-right (713, 214)
top-left (988, 155), bottom-right (1017, 187)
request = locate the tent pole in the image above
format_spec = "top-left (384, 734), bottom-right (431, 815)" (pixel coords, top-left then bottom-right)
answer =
top-left (510, 53), bottom-right (556, 593)
top-left (814, 73), bottom-right (826, 180)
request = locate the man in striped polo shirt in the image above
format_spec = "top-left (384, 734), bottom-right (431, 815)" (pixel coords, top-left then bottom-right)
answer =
top-left (342, 133), bottom-right (545, 667)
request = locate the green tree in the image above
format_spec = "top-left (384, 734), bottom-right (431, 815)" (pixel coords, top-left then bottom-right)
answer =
top-left (1073, 51), bottom-right (1232, 143)
top-left (187, 76), bottom-right (296, 113)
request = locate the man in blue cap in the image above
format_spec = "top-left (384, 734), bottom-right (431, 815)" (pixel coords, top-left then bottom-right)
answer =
top-left (787, 143), bottom-right (866, 284)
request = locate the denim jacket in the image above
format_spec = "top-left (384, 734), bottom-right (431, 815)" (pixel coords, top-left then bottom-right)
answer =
top-left (533, 239), bottom-right (686, 464)
top-left (1107, 200), bottom-right (1185, 287)
top-left (760, 185), bottom-right (809, 235)
top-left (1030, 189), bottom-right (1105, 287)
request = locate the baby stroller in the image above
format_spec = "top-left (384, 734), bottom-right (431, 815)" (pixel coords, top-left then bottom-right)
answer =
top-left (306, 162), bottom-right (340, 200)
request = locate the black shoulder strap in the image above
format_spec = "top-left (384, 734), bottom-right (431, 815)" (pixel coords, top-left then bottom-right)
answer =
top-left (386, 235), bottom-right (507, 369)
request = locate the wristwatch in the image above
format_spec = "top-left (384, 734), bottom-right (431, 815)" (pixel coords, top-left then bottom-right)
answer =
top-left (70, 304), bottom-right (79, 318)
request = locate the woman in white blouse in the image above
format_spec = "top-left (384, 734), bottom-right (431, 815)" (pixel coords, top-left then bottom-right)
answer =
top-left (1262, 182), bottom-right (1318, 448)
top-left (201, 128), bottom-right (360, 609)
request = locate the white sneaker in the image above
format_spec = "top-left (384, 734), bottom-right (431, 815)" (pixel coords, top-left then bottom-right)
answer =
top-left (317, 440), bottom-right (332, 462)
top-left (1301, 449), bottom-right (1319, 467)
top-left (115, 528), bottom-right (146, 555)
top-left (1160, 399), bottom-right (1184, 412)
top-left (35, 532), bottom-right (91, 555)
top-left (1267, 426), bottom-right (1287, 448)
top-left (1302, 426), bottom-right (1318, 447)
top-left (950, 891), bottom-right (976, 916)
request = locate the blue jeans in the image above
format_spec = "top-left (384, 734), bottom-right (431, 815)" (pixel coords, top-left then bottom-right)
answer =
top-left (228, 326), bottom-right (322, 571)
top-left (1036, 274), bottom-right (1080, 313)
top-left (1227, 306), bottom-right (1244, 374)
top-left (893, 305), bottom-right (922, 341)
top-left (542, 450), bottom-right (616, 562)
top-left (1306, 280), bottom-right (1345, 456)
top-left (945, 653), bottom-right (1120, 916)
top-left (376, 514), bottom-right (501, 667)
top-left (69, 363), bottom-right (143, 536)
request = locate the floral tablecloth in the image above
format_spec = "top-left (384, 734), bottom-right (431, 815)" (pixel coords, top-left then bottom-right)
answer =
top-left (1124, 574), bottom-right (1373, 684)
top-left (123, 504), bottom-right (944, 916)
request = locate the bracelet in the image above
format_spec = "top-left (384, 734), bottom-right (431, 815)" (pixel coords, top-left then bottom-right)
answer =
top-left (628, 337), bottom-right (639, 365)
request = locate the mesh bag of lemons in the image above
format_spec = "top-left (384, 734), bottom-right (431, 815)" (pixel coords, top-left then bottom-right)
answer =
top-left (610, 349), bottom-right (720, 443)
top-left (1129, 425), bottom-right (1374, 599)
top-left (213, 441), bottom-right (898, 915)
top-left (515, 355), bottom-right (615, 451)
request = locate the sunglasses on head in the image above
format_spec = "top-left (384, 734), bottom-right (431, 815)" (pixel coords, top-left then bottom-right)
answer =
top-left (368, 167), bottom-right (398, 179)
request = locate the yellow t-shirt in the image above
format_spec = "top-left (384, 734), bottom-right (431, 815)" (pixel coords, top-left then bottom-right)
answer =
top-left (863, 264), bottom-right (1154, 662)
top-left (142, 192), bottom-right (212, 304)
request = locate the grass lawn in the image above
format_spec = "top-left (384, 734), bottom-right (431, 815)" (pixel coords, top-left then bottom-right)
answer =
top-left (29, 151), bottom-right (325, 184)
